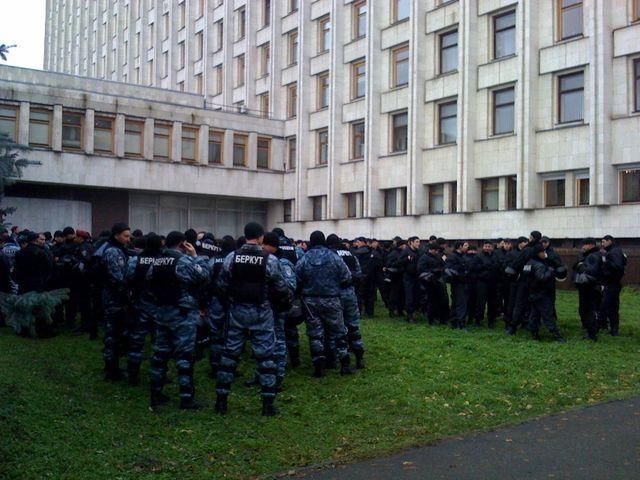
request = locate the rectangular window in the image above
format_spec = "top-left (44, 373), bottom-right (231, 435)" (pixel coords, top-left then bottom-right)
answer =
top-left (288, 30), bottom-right (298, 65)
top-left (577, 177), bottom-right (590, 206)
top-left (440, 30), bottom-right (458, 74)
top-left (318, 16), bottom-right (331, 53)
top-left (213, 65), bottom-right (223, 95)
top-left (94, 116), bottom-right (113, 153)
top-left (450, 182), bottom-right (458, 213)
top-left (287, 83), bottom-right (297, 119)
top-left (635, 0), bottom-right (640, 20)
top-left (317, 129), bottom-right (329, 165)
top-left (289, 0), bottom-right (299, 14)
top-left (125, 119), bottom-right (144, 156)
top-left (195, 73), bottom-right (203, 95)
top-left (493, 87), bottom-right (515, 135)
top-left (353, 0), bottom-right (367, 39)
top-left (351, 60), bottom-right (366, 99)
top-left (494, 10), bottom-right (516, 59)
top-left (196, 0), bottom-right (205, 18)
top-left (545, 178), bottom-right (566, 207)
top-left (208, 130), bottom-right (223, 164)
top-left (257, 137), bottom-right (271, 169)
top-left (162, 51), bottom-right (169, 77)
top-left (621, 169), bottom-right (640, 203)
top-left (195, 32), bottom-right (203, 61)
top-left (287, 136), bottom-right (296, 170)
top-left (215, 20), bottom-right (224, 51)
top-left (0, 105), bottom-right (18, 142)
top-left (62, 111), bottom-right (83, 150)
top-left (481, 178), bottom-right (499, 211)
top-left (29, 109), bottom-right (51, 147)
top-left (634, 59), bottom-right (640, 112)
top-left (317, 72), bottom-right (330, 109)
top-left (154, 122), bottom-right (171, 159)
top-left (260, 93), bottom-right (270, 118)
top-left (558, 71), bottom-right (584, 123)
top-left (178, 2), bottom-right (186, 29)
top-left (237, 7), bottom-right (246, 40)
top-left (429, 184), bottom-right (444, 214)
top-left (439, 101), bottom-right (457, 145)
top-left (391, 111), bottom-right (408, 152)
top-left (233, 134), bottom-right (247, 166)
top-left (558, 0), bottom-right (583, 40)
top-left (162, 13), bottom-right (169, 40)
top-left (384, 189), bottom-right (397, 216)
top-left (260, 43), bottom-right (270, 76)
top-left (393, 0), bottom-right (410, 23)
top-left (392, 44), bottom-right (409, 88)
top-left (351, 121), bottom-right (365, 160)
top-left (263, 0), bottom-right (271, 27)
top-left (181, 126), bottom-right (197, 162)
top-left (284, 199), bottom-right (293, 223)
top-left (507, 176), bottom-right (517, 210)
top-left (345, 192), bottom-right (361, 218)
top-left (235, 54), bottom-right (245, 87)
top-left (178, 41), bottom-right (185, 69)
top-left (312, 196), bottom-right (324, 221)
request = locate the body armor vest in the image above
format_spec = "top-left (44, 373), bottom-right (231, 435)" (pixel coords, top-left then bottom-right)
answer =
top-left (150, 250), bottom-right (183, 306)
top-left (278, 244), bottom-right (298, 265)
top-left (230, 249), bottom-right (268, 304)
top-left (334, 248), bottom-right (357, 275)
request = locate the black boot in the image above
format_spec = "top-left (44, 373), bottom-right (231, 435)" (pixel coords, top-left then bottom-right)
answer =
top-left (150, 387), bottom-right (170, 409)
top-left (354, 350), bottom-right (365, 370)
top-left (340, 356), bottom-right (353, 375)
top-left (313, 360), bottom-right (324, 378)
top-left (215, 395), bottom-right (228, 415)
top-left (289, 347), bottom-right (301, 368)
top-left (261, 397), bottom-right (278, 417)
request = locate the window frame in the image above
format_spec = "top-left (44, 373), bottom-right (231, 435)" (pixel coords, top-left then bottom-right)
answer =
top-left (195, 31), bottom-right (204, 61)
top-left (318, 16), bottom-right (331, 53)
top-left (235, 54), bottom-right (245, 87)
top-left (317, 71), bottom-right (330, 110)
top-left (439, 29), bottom-right (458, 74)
top-left (93, 115), bottom-right (114, 153)
top-left (345, 192), bottom-right (361, 218)
top-left (620, 169), bottom-right (640, 203)
top-left (352, 0), bottom-right (367, 40)
top-left (213, 64), bottom-right (223, 95)
top-left (263, 0), bottom-right (271, 27)
top-left (558, 70), bottom-right (584, 124)
top-left (635, 0), bottom-right (640, 21)
top-left (283, 199), bottom-right (293, 223)
top-left (634, 58), bottom-right (640, 113)
top-left (351, 120), bottom-right (366, 160)
top-left (259, 42), bottom-right (270, 77)
top-left (428, 184), bottom-right (445, 214)
top-left (181, 125), bottom-right (198, 163)
top-left (208, 129), bottom-right (224, 165)
top-left (178, 41), bottom-right (185, 69)
top-left (287, 82), bottom-right (298, 119)
top-left (288, 0), bottom-right (299, 14)
top-left (351, 59), bottom-right (366, 100)
top-left (312, 196), bottom-right (324, 221)
top-left (391, 43), bottom-right (410, 88)
top-left (233, 133), bottom-right (248, 167)
top-left (62, 110), bottom-right (84, 151)
top-left (153, 121), bottom-right (172, 160)
top-left (287, 30), bottom-right (298, 66)
top-left (124, 119), bottom-right (144, 157)
top-left (438, 100), bottom-right (458, 145)
top-left (257, 137), bottom-right (271, 169)
top-left (544, 178), bottom-right (566, 207)
top-left (493, 9), bottom-right (516, 60)
top-left (287, 136), bottom-right (297, 170)
top-left (316, 128), bottom-right (329, 166)
top-left (557, 0), bottom-right (583, 41)
top-left (493, 86), bottom-right (515, 135)
top-left (237, 7), bottom-right (246, 40)
top-left (577, 176), bottom-right (590, 206)
top-left (481, 178), bottom-right (500, 212)
top-left (0, 104), bottom-right (18, 142)
top-left (259, 92), bottom-right (270, 118)
top-left (391, 110), bottom-right (408, 153)
top-left (507, 176), bottom-right (517, 210)
top-left (392, 0), bottom-right (410, 24)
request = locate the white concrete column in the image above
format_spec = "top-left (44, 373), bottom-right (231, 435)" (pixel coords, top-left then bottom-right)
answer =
top-left (143, 118), bottom-right (154, 160)
top-left (84, 108), bottom-right (95, 154)
top-left (198, 124), bottom-right (208, 165)
top-left (115, 113), bottom-right (125, 157)
top-left (223, 129), bottom-right (234, 167)
top-left (18, 102), bottom-right (29, 145)
top-left (171, 121), bottom-right (182, 162)
top-left (248, 132), bottom-right (258, 169)
top-left (52, 104), bottom-right (63, 151)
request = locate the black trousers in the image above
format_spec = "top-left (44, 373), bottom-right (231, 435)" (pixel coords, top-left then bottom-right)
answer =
top-left (359, 276), bottom-right (377, 317)
top-left (403, 275), bottom-right (420, 316)
top-left (475, 280), bottom-right (498, 326)
top-left (600, 283), bottom-right (621, 333)
top-left (528, 293), bottom-right (559, 334)
top-left (578, 285), bottom-right (600, 337)
top-left (388, 274), bottom-right (405, 314)
top-left (425, 282), bottom-right (449, 324)
top-left (509, 279), bottom-right (529, 330)
top-left (450, 282), bottom-right (468, 328)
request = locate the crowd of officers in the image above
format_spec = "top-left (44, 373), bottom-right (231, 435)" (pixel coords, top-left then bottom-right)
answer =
top-left (0, 223), bottom-right (628, 416)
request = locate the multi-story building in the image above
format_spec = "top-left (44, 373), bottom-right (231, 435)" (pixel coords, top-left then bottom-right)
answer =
top-left (14, 0), bottom-right (640, 239)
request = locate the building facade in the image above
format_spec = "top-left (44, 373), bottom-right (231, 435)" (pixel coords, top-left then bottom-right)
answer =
top-left (17, 0), bottom-right (640, 239)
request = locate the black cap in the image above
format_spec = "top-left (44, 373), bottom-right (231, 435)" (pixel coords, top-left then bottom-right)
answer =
top-left (184, 228), bottom-right (198, 245)
top-left (263, 232), bottom-right (280, 249)
top-left (26, 231), bottom-right (39, 243)
top-left (326, 233), bottom-right (341, 247)
top-left (244, 222), bottom-right (265, 240)
top-left (54, 230), bottom-right (63, 238)
top-left (582, 237), bottom-right (596, 246)
top-left (111, 222), bottom-right (130, 236)
top-left (530, 231), bottom-right (542, 242)
top-left (272, 227), bottom-right (285, 237)
top-left (603, 235), bottom-right (614, 242)
top-left (309, 230), bottom-right (325, 247)
top-left (62, 226), bottom-right (75, 236)
top-left (517, 236), bottom-right (528, 244)
top-left (166, 231), bottom-right (186, 248)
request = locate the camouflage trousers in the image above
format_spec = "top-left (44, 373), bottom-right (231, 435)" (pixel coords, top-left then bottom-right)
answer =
top-left (340, 288), bottom-right (364, 354)
top-left (303, 296), bottom-right (348, 364)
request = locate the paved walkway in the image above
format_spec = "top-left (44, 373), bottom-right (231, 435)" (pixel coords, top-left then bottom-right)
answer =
top-left (291, 397), bottom-right (640, 480)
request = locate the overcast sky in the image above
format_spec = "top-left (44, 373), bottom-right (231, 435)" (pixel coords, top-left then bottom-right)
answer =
top-left (0, 0), bottom-right (46, 70)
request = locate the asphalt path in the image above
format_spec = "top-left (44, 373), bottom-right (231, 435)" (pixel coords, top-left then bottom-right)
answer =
top-left (289, 397), bottom-right (640, 480)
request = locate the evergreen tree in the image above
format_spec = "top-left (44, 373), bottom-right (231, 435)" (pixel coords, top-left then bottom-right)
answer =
top-left (0, 133), bottom-right (39, 227)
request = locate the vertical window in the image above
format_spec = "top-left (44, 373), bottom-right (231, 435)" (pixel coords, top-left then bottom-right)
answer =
top-left (215, 20), bottom-right (224, 51)
top-left (384, 189), bottom-right (397, 216)
top-left (94, 116), bottom-right (113, 153)
top-left (312, 196), bottom-right (324, 221)
top-left (353, 1), bottom-right (367, 39)
top-left (257, 137), bottom-right (271, 169)
top-left (162, 13), bottom-right (169, 40)
top-left (345, 192), bottom-right (361, 218)
top-left (235, 54), bottom-right (245, 87)
top-left (429, 184), bottom-right (444, 214)
top-left (287, 83), bottom-right (298, 119)
top-left (351, 60), bottom-right (366, 99)
top-left (283, 200), bottom-right (293, 223)
top-left (634, 59), bottom-right (640, 112)
top-left (124, 119), bottom-right (144, 156)
top-left (162, 51), bottom-right (169, 77)
top-left (213, 65), bottom-right (223, 94)
top-left (558, 0), bottom-right (583, 40)
top-left (29, 109), bottom-right (51, 147)
top-left (178, 41), bottom-right (185, 69)
top-left (154, 123), bottom-right (171, 159)
top-left (208, 130), bottom-right (223, 164)
top-left (135, 32), bottom-right (141, 56)
top-left (195, 73), bottom-right (203, 94)
top-left (178, 81), bottom-right (185, 92)
top-left (178, 1), bottom-right (186, 29)
top-left (233, 134), bottom-right (247, 166)
top-left (62, 111), bottom-right (83, 150)
top-left (317, 129), bottom-right (329, 165)
top-left (481, 178), bottom-right (499, 211)
top-left (196, 0), bottom-right (205, 18)
top-left (494, 10), bottom-right (516, 59)
top-left (507, 176), bottom-right (517, 210)
top-left (260, 93), bottom-right (270, 118)
top-left (289, 0), bottom-right (299, 13)
top-left (260, 43), bottom-right (270, 76)
top-left (577, 177), bottom-right (590, 206)
top-left (0, 105), bottom-right (18, 142)
top-left (351, 121), bottom-right (365, 160)
top-left (621, 169), bottom-right (640, 203)
top-left (545, 178), bottom-right (566, 207)
top-left (438, 101), bottom-right (457, 145)
top-left (558, 71), bottom-right (584, 123)
top-left (493, 87), bottom-right (515, 135)
top-left (287, 136), bottom-right (297, 170)
top-left (392, 44), bottom-right (409, 87)
top-left (393, 0), bottom-right (410, 23)
top-left (391, 111), bottom-right (408, 152)
top-left (635, 0), bottom-right (640, 20)
top-left (318, 16), bottom-right (331, 53)
top-left (182, 126), bottom-right (198, 162)
top-left (263, 0), bottom-right (271, 27)
top-left (450, 182), bottom-right (458, 213)
top-left (195, 32), bottom-right (203, 61)
top-left (237, 7), bottom-right (246, 40)
top-left (288, 30), bottom-right (298, 65)
top-left (440, 30), bottom-right (458, 74)
top-left (148, 59), bottom-right (154, 85)
top-left (317, 72), bottom-right (330, 109)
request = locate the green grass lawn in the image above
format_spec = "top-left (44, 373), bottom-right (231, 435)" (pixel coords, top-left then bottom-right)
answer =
top-left (1, 288), bottom-right (640, 480)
